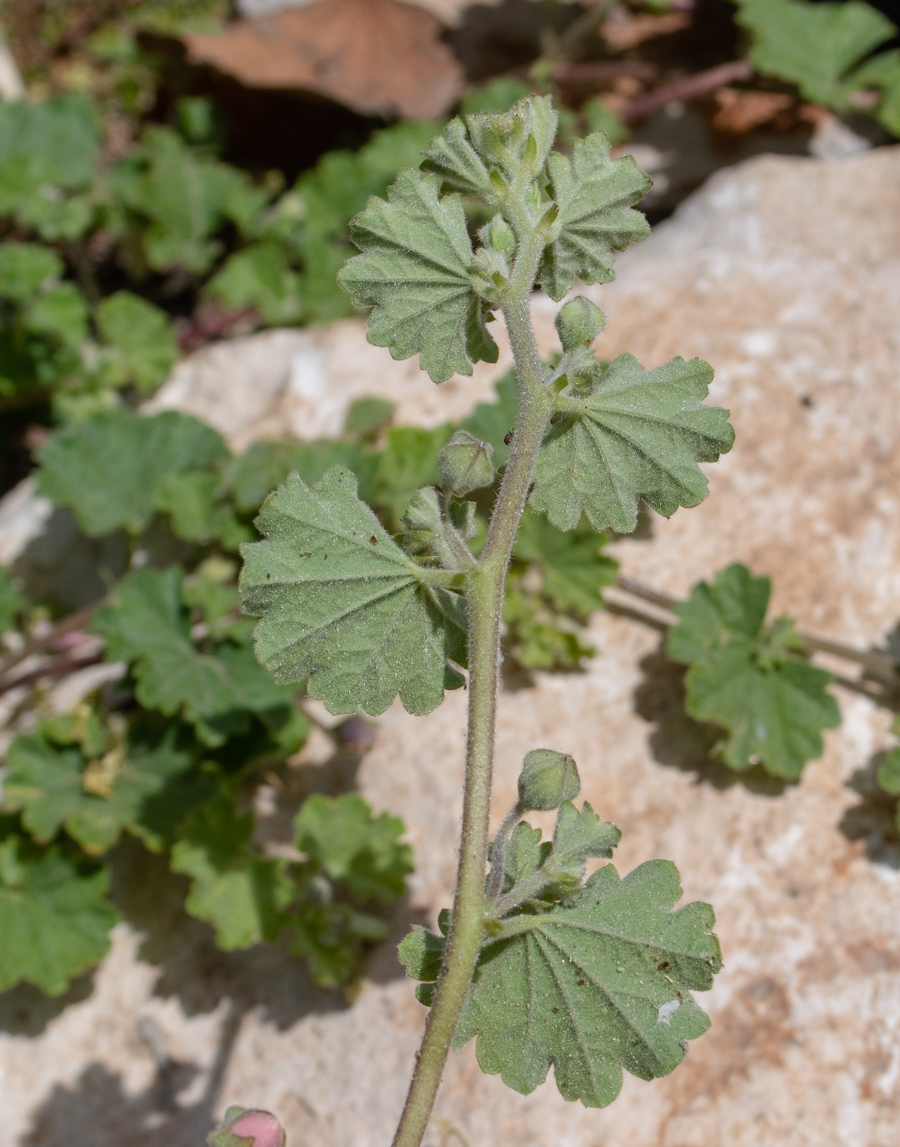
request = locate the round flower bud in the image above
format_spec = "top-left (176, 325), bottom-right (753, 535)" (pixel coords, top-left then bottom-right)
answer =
top-left (209, 1107), bottom-right (286, 1147)
top-left (439, 430), bottom-right (495, 496)
top-left (555, 296), bottom-right (606, 352)
top-left (518, 749), bottom-right (580, 811)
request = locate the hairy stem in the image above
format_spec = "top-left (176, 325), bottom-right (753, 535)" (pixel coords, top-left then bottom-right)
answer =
top-left (391, 242), bottom-right (551, 1147)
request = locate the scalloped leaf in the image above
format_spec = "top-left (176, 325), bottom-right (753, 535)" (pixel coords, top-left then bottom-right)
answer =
top-left (454, 859), bottom-right (721, 1107)
top-left (530, 354), bottom-right (734, 534)
top-left (0, 825), bottom-right (117, 995)
top-left (337, 170), bottom-right (498, 382)
top-left (539, 133), bottom-right (651, 301)
top-left (668, 563), bottom-right (841, 778)
top-left (240, 467), bottom-right (467, 716)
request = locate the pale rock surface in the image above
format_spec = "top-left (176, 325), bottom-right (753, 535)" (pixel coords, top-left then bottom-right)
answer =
top-left (3, 147), bottom-right (900, 1147)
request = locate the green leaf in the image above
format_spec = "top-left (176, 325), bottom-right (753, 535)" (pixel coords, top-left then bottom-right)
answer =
top-left (503, 585), bottom-right (595, 672)
top-left (0, 94), bottom-right (99, 217)
top-left (294, 793), bottom-right (413, 903)
top-left (513, 509), bottom-right (618, 616)
top-left (24, 282), bottom-right (89, 347)
top-left (117, 127), bottom-right (257, 274)
top-left (583, 98), bottom-right (630, 145)
top-left (539, 133), bottom-right (651, 301)
top-left (226, 438), bottom-right (367, 514)
top-left (93, 567), bottom-right (296, 744)
top-left (0, 566), bottom-right (25, 631)
top-left (291, 900), bottom-right (391, 986)
top-left (96, 291), bottom-right (179, 393)
top-left (36, 409), bottom-right (229, 536)
top-left (207, 242), bottom-right (302, 325)
top-left (667, 563), bottom-right (841, 779)
top-left (171, 796), bottom-right (291, 949)
top-left (551, 800), bottom-right (621, 884)
top-left (530, 354), bottom-right (734, 534)
top-left (422, 117), bottom-right (494, 197)
top-left (240, 467), bottom-right (468, 716)
top-left (504, 821), bottom-right (552, 886)
top-left (0, 824), bottom-right (117, 995)
top-left (454, 860), bottom-right (721, 1107)
top-left (398, 923), bottom-right (445, 982)
top-left (343, 396), bottom-right (395, 440)
top-left (734, 0), bottom-right (895, 107)
top-left (852, 49), bottom-right (900, 135)
top-left (877, 747), bottom-right (900, 796)
top-left (460, 78), bottom-right (533, 117)
top-left (0, 243), bottom-right (63, 301)
top-left (337, 170), bottom-right (499, 383)
top-left (3, 724), bottom-right (196, 854)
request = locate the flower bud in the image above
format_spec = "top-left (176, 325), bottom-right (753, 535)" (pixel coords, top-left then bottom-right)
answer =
top-left (555, 297), bottom-right (606, 352)
top-left (482, 215), bottom-right (516, 256)
top-left (209, 1107), bottom-right (286, 1147)
top-left (518, 749), bottom-right (580, 811)
top-left (439, 430), bottom-right (494, 496)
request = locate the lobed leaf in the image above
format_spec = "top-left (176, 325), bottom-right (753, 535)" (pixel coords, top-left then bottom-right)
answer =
top-left (734, 0), bottom-right (895, 107)
top-left (513, 509), bottom-right (618, 616)
top-left (454, 860), bottom-right (721, 1107)
top-left (207, 242), bottom-right (302, 326)
top-left (294, 793), bottom-right (412, 904)
top-left (240, 467), bottom-right (467, 716)
top-left (0, 824), bottom-right (117, 995)
top-left (93, 567), bottom-right (295, 745)
top-left (95, 291), bottom-right (179, 393)
top-left (668, 563), bottom-right (841, 778)
top-left (3, 724), bottom-right (197, 854)
top-left (530, 354), bottom-right (734, 534)
top-left (539, 133), bottom-right (651, 301)
top-left (337, 170), bottom-right (498, 383)
top-left (37, 409), bottom-right (229, 536)
top-left (171, 797), bottom-right (292, 950)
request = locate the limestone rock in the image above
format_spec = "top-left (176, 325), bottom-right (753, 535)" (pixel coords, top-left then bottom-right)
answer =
top-left (3, 146), bottom-right (900, 1147)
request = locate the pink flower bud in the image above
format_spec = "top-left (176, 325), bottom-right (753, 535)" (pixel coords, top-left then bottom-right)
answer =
top-left (229, 1112), bottom-right (285, 1147)
top-left (209, 1107), bottom-right (286, 1147)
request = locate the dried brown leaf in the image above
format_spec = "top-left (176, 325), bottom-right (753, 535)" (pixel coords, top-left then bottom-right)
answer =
top-left (712, 88), bottom-right (794, 134)
top-left (185, 0), bottom-right (464, 120)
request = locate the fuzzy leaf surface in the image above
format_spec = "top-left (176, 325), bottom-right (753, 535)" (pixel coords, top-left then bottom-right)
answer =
top-left (539, 133), bottom-right (651, 301)
top-left (240, 467), bottom-right (467, 716)
top-left (668, 563), bottom-right (840, 778)
top-left (530, 354), bottom-right (733, 534)
top-left (454, 860), bottom-right (721, 1107)
top-left (0, 827), bottom-right (117, 995)
top-left (337, 170), bottom-right (498, 382)
top-left (37, 410), bottom-right (229, 536)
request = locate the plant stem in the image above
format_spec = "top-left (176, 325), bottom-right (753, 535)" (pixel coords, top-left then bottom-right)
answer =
top-left (391, 245), bottom-right (551, 1147)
